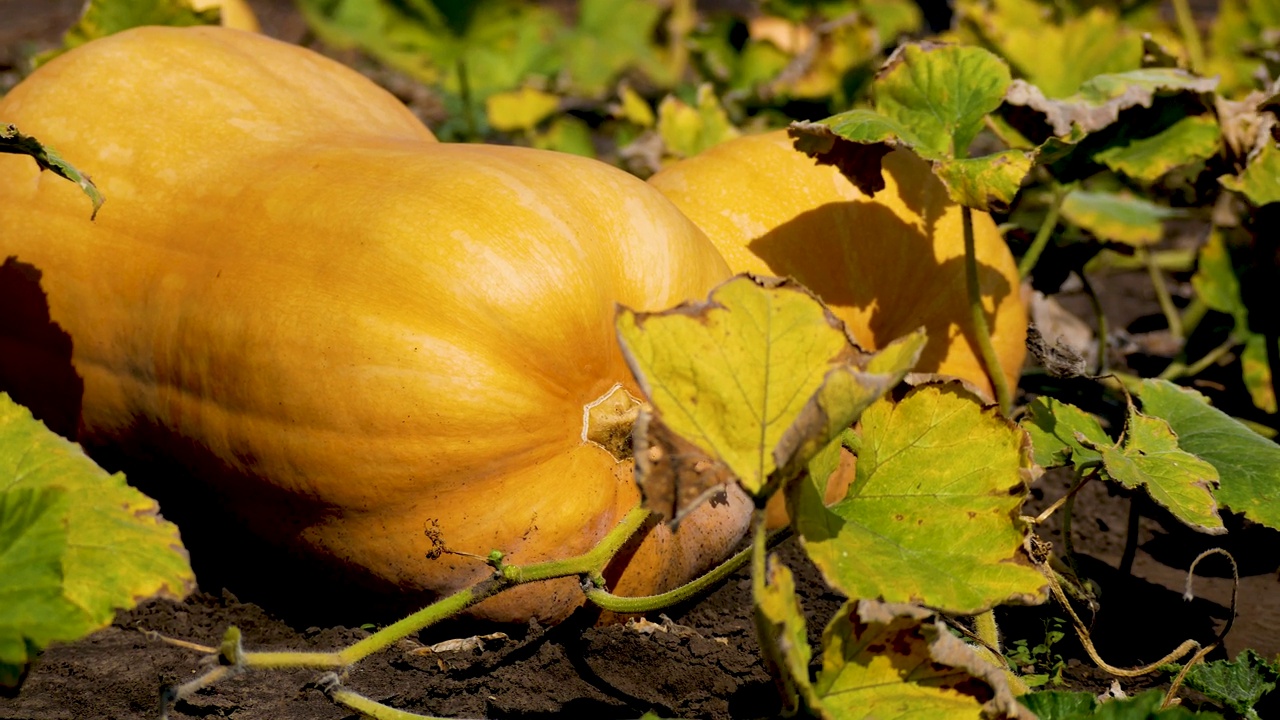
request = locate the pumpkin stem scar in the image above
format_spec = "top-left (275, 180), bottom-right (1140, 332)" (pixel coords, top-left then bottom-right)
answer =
top-left (582, 382), bottom-right (642, 461)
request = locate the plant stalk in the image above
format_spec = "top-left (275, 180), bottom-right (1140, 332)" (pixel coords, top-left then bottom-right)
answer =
top-left (1018, 186), bottom-right (1066, 279)
top-left (963, 205), bottom-right (1012, 413)
top-left (1077, 272), bottom-right (1108, 375)
top-left (1170, 0), bottom-right (1206, 73)
top-left (1144, 248), bottom-right (1184, 341)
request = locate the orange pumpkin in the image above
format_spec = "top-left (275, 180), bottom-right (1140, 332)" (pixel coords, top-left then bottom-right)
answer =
top-left (648, 130), bottom-right (1027, 400)
top-left (0, 26), bottom-right (751, 623)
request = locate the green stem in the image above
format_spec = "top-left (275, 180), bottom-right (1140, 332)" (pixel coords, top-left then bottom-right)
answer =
top-left (963, 206), bottom-right (1012, 413)
top-left (1018, 186), bottom-right (1066, 279)
top-left (457, 58), bottom-right (477, 141)
top-left (586, 526), bottom-right (790, 613)
top-left (1144, 248), bottom-right (1184, 341)
top-left (1179, 296), bottom-right (1209, 339)
top-left (974, 610), bottom-right (1002, 654)
top-left (1170, 0), bottom-right (1205, 73)
top-left (1119, 495), bottom-right (1141, 576)
top-left (1158, 333), bottom-right (1242, 381)
top-left (1077, 272), bottom-right (1108, 376)
top-left (326, 677), bottom-right (451, 720)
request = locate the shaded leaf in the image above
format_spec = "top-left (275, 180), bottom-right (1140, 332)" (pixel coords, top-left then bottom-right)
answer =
top-left (1138, 379), bottom-right (1280, 530)
top-left (1021, 396), bottom-right (1108, 471)
top-left (796, 383), bottom-right (1045, 614)
top-left (1190, 230), bottom-right (1247, 325)
top-left (617, 275), bottom-right (923, 519)
top-left (1240, 334), bottom-right (1277, 414)
top-left (1095, 115), bottom-right (1223, 183)
top-left (1018, 690), bottom-right (1099, 719)
top-left (1060, 190), bottom-right (1182, 246)
top-left (0, 125), bottom-right (103, 219)
top-left (813, 599), bottom-right (1033, 719)
top-left (1084, 409), bottom-right (1224, 534)
top-left (1182, 649), bottom-right (1279, 720)
top-left (1220, 142), bottom-right (1280, 206)
top-left (1005, 69), bottom-right (1218, 136)
top-left (0, 395), bottom-right (193, 685)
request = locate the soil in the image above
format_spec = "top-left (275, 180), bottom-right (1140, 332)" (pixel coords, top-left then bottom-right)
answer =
top-left (2, 1), bottom-right (1279, 719)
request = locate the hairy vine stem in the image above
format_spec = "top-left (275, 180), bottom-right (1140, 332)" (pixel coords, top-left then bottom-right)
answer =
top-left (963, 205), bottom-right (1012, 414)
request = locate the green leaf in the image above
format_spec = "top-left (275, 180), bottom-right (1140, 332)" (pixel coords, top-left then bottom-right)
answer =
top-left (1005, 69), bottom-right (1219, 136)
top-left (0, 487), bottom-right (86, 687)
top-left (616, 275), bottom-right (923, 519)
top-left (0, 125), bottom-right (104, 219)
top-left (1138, 379), bottom-right (1280, 530)
top-left (1220, 142), bottom-right (1280, 206)
top-left (1182, 649), bottom-right (1279, 720)
top-left (874, 43), bottom-right (1012, 159)
top-left (0, 395), bottom-right (194, 684)
top-left (297, 0), bottom-right (562, 105)
top-left (797, 383), bottom-right (1045, 614)
top-left (1085, 408), bottom-right (1224, 534)
top-left (1095, 115), bottom-right (1223, 183)
top-left (656, 84), bottom-right (741, 160)
top-left (813, 599), bottom-right (1033, 719)
top-left (555, 0), bottom-right (669, 96)
top-left (789, 43), bottom-right (1029, 210)
top-left (35, 0), bottom-right (220, 66)
top-left (1060, 190), bottom-right (1183, 246)
top-left (1020, 397), bottom-right (1108, 471)
top-left (1018, 690), bottom-right (1099, 719)
top-left (1021, 688), bottom-right (1224, 718)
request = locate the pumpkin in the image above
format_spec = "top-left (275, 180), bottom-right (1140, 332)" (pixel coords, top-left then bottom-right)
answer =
top-left (0, 26), bottom-right (752, 623)
top-left (648, 130), bottom-right (1027, 400)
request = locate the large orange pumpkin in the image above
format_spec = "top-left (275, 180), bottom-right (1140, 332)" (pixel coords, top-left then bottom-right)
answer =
top-left (0, 26), bottom-right (751, 623)
top-left (648, 130), bottom-right (1027, 400)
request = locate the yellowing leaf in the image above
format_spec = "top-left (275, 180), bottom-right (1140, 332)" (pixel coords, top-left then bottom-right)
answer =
top-left (485, 87), bottom-right (561, 132)
top-left (656, 84), bottom-right (741, 160)
top-left (1060, 189), bottom-right (1183, 246)
top-left (617, 275), bottom-right (923, 519)
top-left (36, 0), bottom-right (221, 66)
top-left (1021, 396), bottom-right (1107, 471)
top-left (753, 553), bottom-right (818, 714)
top-left (1004, 69), bottom-right (1219, 137)
top-left (1095, 115), bottom-right (1223, 183)
top-left (813, 600), bottom-right (1033, 719)
top-left (796, 383), bottom-right (1045, 614)
top-left (0, 394), bottom-right (194, 684)
top-left (1220, 142), bottom-right (1280, 206)
top-left (1086, 409), bottom-right (1224, 534)
top-left (616, 84), bottom-right (655, 127)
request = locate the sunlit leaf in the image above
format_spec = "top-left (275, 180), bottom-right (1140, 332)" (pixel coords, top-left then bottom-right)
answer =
top-left (1083, 409), bottom-right (1224, 534)
top-left (1060, 190), bottom-right (1182, 246)
top-left (1220, 142), bottom-right (1280, 206)
top-left (1005, 69), bottom-right (1218, 136)
top-left (656, 84), bottom-right (741, 160)
top-left (796, 383), bottom-right (1045, 614)
top-left (485, 87), bottom-right (560, 132)
top-left (1182, 649), bottom-right (1279, 720)
top-left (1138, 379), bottom-right (1280, 530)
top-left (1095, 115), bottom-right (1223, 183)
top-left (616, 84), bottom-right (655, 127)
top-left (813, 599), bottom-right (1034, 719)
top-left (297, 0), bottom-right (562, 106)
top-left (0, 125), bottom-right (104, 219)
top-left (1021, 397), bottom-right (1108, 471)
top-left (753, 553), bottom-right (819, 714)
top-left (532, 116), bottom-right (596, 158)
top-left (0, 395), bottom-right (194, 685)
top-left (932, 151), bottom-right (1032, 211)
top-left (616, 275), bottom-right (923, 519)
top-left (34, 0), bottom-right (220, 66)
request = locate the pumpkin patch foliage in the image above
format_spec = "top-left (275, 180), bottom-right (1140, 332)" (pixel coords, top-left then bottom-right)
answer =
top-left (1, 0), bottom-right (1278, 717)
